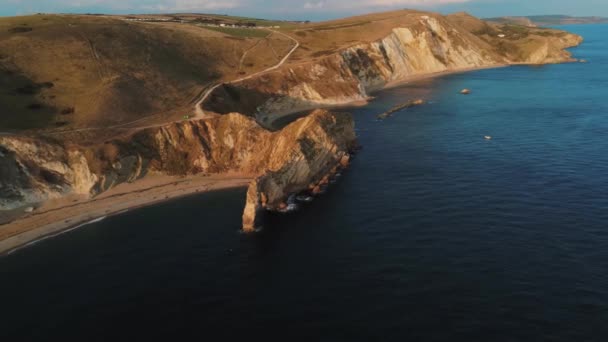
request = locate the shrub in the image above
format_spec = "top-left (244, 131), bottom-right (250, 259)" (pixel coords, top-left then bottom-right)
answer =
top-left (9, 27), bottom-right (33, 33)
top-left (61, 107), bottom-right (75, 115)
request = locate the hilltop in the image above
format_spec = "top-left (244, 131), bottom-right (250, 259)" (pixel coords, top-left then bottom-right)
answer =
top-left (0, 14), bottom-right (297, 134)
top-left (0, 10), bottom-right (581, 139)
top-left (486, 15), bottom-right (608, 27)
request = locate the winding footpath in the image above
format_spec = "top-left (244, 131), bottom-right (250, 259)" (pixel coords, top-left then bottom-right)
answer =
top-left (8, 29), bottom-right (299, 137)
top-left (194, 29), bottom-right (300, 119)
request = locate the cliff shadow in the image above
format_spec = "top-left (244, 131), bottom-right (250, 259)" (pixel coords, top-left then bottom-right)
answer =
top-left (0, 64), bottom-right (58, 131)
top-left (202, 83), bottom-right (358, 131)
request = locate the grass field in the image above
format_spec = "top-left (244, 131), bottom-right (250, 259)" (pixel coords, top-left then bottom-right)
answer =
top-left (0, 10), bottom-right (571, 137)
top-left (201, 26), bottom-right (270, 38)
top-left (0, 14), bottom-right (275, 132)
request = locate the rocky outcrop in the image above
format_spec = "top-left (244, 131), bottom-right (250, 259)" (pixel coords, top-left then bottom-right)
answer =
top-left (0, 12), bottom-right (583, 232)
top-left (204, 15), bottom-right (582, 126)
top-left (0, 140), bottom-right (98, 210)
top-left (0, 110), bottom-right (356, 227)
top-left (242, 112), bottom-right (356, 230)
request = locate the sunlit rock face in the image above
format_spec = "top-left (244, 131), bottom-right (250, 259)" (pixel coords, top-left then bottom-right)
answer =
top-left (203, 15), bottom-right (582, 125)
top-left (1, 110), bottom-right (356, 231)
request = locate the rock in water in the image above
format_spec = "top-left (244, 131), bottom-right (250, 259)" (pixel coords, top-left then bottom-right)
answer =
top-left (461, 89), bottom-right (471, 95)
top-left (0, 110), bottom-right (355, 222)
top-left (242, 110), bottom-right (357, 231)
top-left (377, 99), bottom-right (425, 119)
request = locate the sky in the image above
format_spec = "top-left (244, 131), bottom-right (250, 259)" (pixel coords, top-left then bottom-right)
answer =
top-left (1, 0), bottom-right (608, 20)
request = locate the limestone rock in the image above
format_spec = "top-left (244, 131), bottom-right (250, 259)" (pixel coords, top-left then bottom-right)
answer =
top-left (1, 110), bottom-right (357, 230)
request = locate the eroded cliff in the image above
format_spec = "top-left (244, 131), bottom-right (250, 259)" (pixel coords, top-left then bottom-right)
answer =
top-left (0, 11), bottom-right (584, 233)
top-left (204, 14), bottom-right (582, 127)
top-left (0, 110), bottom-right (356, 227)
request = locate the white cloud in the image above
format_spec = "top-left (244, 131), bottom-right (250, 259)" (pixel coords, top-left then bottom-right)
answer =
top-left (39, 0), bottom-right (242, 12)
top-left (300, 0), bottom-right (473, 11)
top-left (303, 1), bottom-right (325, 9)
top-left (4, 0), bottom-right (475, 16)
top-left (145, 0), bottom-right (240, 11)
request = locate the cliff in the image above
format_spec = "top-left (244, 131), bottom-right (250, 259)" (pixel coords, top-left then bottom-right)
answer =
top-left (0, 10), bottom-right (584, 234)
top-left (204, 14), bottom-right (583, 127)
top-left (0, 110), bottom-right (356, 227)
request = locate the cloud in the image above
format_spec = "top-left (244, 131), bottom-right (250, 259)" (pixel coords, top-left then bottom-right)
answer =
top-left (303, 1), bottom-right (325, 9)
top-left (141, 0), bottom-right (241, 12)
top-left (4, 0), bottom-right (242, 14)
top-left (300, 0), bottom-right (473, 11)
top-left (5, 0), bottom-right (473, 12)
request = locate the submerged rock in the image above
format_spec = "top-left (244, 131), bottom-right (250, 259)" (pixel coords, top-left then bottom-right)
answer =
top-left (377, 99), bottom-right (425, 120)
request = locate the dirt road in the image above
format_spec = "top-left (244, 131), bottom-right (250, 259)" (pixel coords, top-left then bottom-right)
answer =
top-left (194, 29), bottom-right (300, 119)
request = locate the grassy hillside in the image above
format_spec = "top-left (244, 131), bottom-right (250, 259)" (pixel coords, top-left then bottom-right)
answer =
top-left (0, 11), bottom-right (577, 137)
top-left (285, 10), bottom-right (567, 63)
top-left (286, 10), bottom-right (430, 61)
top-left (486, 15), bottom-right (608, 26)
top-left (449, 12), bottom-right (573, 61)
top-left (0, 15), bottom-right (288, 132)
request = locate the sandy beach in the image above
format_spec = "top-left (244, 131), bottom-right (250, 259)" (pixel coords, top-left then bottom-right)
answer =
top-left (0, 173), bottom-right (252, 255)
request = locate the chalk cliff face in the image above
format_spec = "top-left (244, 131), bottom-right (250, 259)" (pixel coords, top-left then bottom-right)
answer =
top-left (0, 139), bottom-right (98, 210)
top-left (204, 16), bottom-right (582, 125)
top-left (241, 111), bottom-right (356, 230)
top-left (0, 111), bottom-right (356, 227)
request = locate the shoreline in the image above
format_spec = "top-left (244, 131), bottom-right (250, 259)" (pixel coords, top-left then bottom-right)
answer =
top-left (267, 63), bottom-right (510, 129)
top-left (0, 61), bottom-right (578, 256)
top-left (0, 173), bottom-right (252, 256)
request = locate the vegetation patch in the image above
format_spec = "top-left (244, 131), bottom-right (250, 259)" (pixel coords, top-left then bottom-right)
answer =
top-left (308, 21), bottom-right (371, 31)
top-left (501, 25), bottom-right (531, 39)
top-left (60, 107), bottom-right (75, 115)
top-left (311, 50), bottom-right (334, 58)
top-left (202, 26), bottom-right (269, 38)
top-left (473, 25), bottom-right (500, 37)
top-left (8, 27), bottom-right (33, 33)
top-left (15, 82), bottom-right (53, 95)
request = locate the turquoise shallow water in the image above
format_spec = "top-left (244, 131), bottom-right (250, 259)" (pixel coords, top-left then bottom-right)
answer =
top-left (1, 25), bottom-right (608, 341)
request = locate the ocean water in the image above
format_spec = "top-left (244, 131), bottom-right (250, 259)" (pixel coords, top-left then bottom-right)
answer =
top-left (1, 25), bottom-right (608, 341)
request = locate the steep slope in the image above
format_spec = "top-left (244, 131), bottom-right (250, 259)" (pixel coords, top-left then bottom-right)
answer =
top-left (484, 16), bottom-right (537, 27)
top-left (0, 110), bottom-right (356, 228)
top-left (204, 12), bottom-right (582, 127)
top-left (0, 15), bottom-right (278, 131)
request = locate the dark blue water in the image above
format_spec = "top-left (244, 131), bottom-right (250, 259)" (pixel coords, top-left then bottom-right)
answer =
top-left (2, 25), bottom-right (608, 341)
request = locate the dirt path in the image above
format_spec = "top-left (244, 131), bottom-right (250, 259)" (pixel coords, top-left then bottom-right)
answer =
top-left (194, 29), bottom-right (300, 119)
top-left (29, 29), bottom-right (299, 137)
top-left (239, 31), bottom-right (273, 71)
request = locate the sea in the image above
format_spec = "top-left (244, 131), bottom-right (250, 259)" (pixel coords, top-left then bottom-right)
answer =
top-left (1, 24), bottom-right (607, 341)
